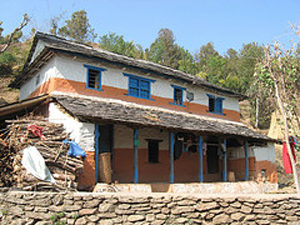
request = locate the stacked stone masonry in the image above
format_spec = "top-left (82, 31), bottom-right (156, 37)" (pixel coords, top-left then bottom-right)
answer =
top-left (0, 191), bottom-right (299, 225)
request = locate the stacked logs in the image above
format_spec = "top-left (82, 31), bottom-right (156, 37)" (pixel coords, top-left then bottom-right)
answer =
top-left (0, 116), bottom-right (84, 191)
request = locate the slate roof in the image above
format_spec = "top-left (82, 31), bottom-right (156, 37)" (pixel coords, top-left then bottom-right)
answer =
top-left (12, 32), bottom-right (245, 100)
top-left (53, 93), bottom-right (274, 142)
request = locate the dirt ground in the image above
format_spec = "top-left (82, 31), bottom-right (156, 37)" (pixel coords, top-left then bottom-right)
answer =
top-left (0, 77), bottom-right (19, 104)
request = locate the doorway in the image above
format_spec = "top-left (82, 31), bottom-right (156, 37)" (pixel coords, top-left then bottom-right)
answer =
top-left (207, 145), bottom-right (219, 174)
top-left (97, 124), bottom-right (113, 183)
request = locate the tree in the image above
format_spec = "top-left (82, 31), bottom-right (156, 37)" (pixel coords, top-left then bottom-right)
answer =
top-left (177, 47), bottom-right (197, 74)
top-left (256, 41), bottom-right (300, 193)
top-left (99, 33), bottom-right (143, 58)
top-left (195, 42), bottom-right (219, 73)
top-left (147, 28), bottom-right (182, 69)
top-left (49, 12), bottom-right (65, 36)
top-left (58, 10), bottom-right (97, 42)
top-left (238, 43), bottom-right (264, 94)
top-left (0, 14), bottom-right (29, 54)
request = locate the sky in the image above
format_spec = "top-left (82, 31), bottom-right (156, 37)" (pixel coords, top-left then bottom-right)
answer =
top-left (1, 0), bottom-right (299, 55)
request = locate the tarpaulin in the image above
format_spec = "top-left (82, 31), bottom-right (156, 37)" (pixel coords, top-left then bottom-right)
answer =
top-left (21, 146), bottom-right (56, 183)
top-left (63, 139), bottom-right (86, 161)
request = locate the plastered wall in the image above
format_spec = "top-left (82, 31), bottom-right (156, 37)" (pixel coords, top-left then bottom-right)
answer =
top-left (20, 41), bottom-right (241, 120)
top-left (20, 57), bottom-right (57, 100)
top-left (48, 103), bottom-right (95, 152)
top-left (252, 143), bottom-right (276, 163)
top-left (54, 55), bottom-right (240, 112)
top-left (114, 124), bottom-right (169, 150)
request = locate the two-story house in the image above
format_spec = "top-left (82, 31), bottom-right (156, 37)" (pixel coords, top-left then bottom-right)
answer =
top-left (5, 32), bottom-right (277, 191)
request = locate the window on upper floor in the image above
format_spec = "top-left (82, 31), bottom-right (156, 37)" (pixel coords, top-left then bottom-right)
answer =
top-left (35, 74), bottom-right (40, 86)
top-left (207, 94), bottom-right (224, 114)
top-left (123, 73), bottom-right (156, 100)
top-left (84, 64), bottom-right (106, 91)
top-left (171, 85), bottom-right (186, 107)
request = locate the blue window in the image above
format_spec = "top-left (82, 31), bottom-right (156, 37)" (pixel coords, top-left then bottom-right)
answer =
top-left (124, 73), bottom-right (156, 100)
top-left (84, 64), bottom-right (106, 91)
top-left (207, 94), bottom-right (224, 114)
top-left (170, 84), bottom-right (186, 107)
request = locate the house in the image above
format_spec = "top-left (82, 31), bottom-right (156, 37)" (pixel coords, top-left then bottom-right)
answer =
top-left (3, 32), bottom-right (277, 192)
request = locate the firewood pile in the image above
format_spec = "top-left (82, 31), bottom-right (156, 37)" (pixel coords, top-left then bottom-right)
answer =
top-left (0, 116), bottom-right (84, 191)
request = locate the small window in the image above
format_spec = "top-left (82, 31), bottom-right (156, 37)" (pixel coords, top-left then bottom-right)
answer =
top-left (35, 74), bottom-right (40, 86)
top-left (171, 85), bottom-right (186, 107)
top-left (84, 64), bottom-right (106, 91)
top-left (208, 97), bottom-right (215, 112)
top-left (174, 88), bottom-right (182, 105)
top-left (124, 73), bottom-right (155, 100)
top-left (207, 94), bottom-right (224, 114)
top-left (88, 69), bottom-right (100, 89)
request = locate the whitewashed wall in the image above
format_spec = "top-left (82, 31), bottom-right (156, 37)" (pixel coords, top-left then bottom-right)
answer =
top-left (20, 40), bottom-right (241, 114)
top-left (228, 146), bottom-right (255, 159)
top-left (114, 124), bottom-right (169, 150)
top-left (29, 40), bottom-right (46, 65)
top-left (54, 55), bottom-right (240, 112)
top-left (48, 103), bottom-right (95, 152)
top-left (252, 143), bottom-right (276, 163)
top-left (20, 57), bottom-right (58, 100)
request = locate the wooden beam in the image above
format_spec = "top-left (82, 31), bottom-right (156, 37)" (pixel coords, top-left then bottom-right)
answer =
top-left (198, 136), bottom-right (204, 182)
top-left (133, 128), bottom-right (139, 183)
top-left (223, 138), bottom-right (227, 182)
top-left (95, 124), bottom-right (100, 183)
top-left (169, 132), bottom-right (175, 183)
top-left (244, 139), bottom-right (249, 181)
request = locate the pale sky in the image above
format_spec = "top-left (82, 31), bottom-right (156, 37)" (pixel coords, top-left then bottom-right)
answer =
top-left (1, 0), bottom-right (299, 54)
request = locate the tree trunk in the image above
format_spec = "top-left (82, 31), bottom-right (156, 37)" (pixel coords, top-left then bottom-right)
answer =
top-left (274, 80), bottom-right (300, 193)
top-left (255, 97), bottom-right (259, 128)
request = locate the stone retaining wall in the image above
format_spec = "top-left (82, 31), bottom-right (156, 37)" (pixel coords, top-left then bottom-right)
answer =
top-left (0, 191), bottom-right (299, 225)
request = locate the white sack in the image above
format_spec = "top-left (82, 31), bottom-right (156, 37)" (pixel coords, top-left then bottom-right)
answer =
top-left (21, 146), bottom-right (56, 183)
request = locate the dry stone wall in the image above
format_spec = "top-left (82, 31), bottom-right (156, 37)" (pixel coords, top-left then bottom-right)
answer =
top-left (0, 191), bottom-right (299, 225)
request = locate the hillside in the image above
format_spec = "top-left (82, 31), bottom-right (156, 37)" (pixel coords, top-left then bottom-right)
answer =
top-left (0, 77), bottom-right (19, 104)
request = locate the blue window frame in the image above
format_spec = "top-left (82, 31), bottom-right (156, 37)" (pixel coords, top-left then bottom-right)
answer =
top-left (170, 84), bottom-right (186, 107)
top-left (123, 73), bottom-right (156, 100)
top-left (207, 94), bottom-right (224, 114)
top-left (84, 64), bottom-right (107, 91)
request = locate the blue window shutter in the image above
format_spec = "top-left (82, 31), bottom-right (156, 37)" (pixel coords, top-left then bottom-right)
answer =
top-left (123, 73), bottom-right (155, 100)
top-left (215, 98), bottom-right (224, 114)
top-left (140, 80), bottom-right (149, 90)
top-left (140, 80), bottom-right (150, 99)
top-left (129, 78), bottom-right (139, 97)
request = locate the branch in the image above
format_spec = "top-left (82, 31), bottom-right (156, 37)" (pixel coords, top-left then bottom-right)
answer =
top-left (0, 14), bottom-right (30, 54)
top-left (289, 23), bottom-right (300, 39)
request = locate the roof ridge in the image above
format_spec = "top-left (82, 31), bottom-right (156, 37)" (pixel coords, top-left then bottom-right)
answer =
top-left (34, 32), bottom-right (244, 98)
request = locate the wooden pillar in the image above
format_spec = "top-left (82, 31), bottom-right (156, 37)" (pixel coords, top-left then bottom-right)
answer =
top-left (244, 139), bottom-right (249, 181)
top-left (198, 136), bottom-right (204, 182)
top-left (95, 124), bottom-right (100, 183)
top-left (169, 132), bottom-right (175, 183)
top-left (133, 129), bottom-right (139, 183)
top-left (223, 138), bottom-right (227, 182)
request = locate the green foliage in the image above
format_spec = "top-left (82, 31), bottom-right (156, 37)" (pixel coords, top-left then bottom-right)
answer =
top-left (99, 33), bottom-right (143, 58)
top-left (0, 51), bottom-right (16, 64)
top-left (147, 28), bottom-right (183, 69)
top-left (177, 47), bottom-right (197, 74)
top-left (48, 211), bottom-right (66, 225)
top-left (255, 43), bottom-right (300, 131)
top-left (58, 10), bottom-right (97, 42)
top-left (238, 43), bottom-right (264, 94)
